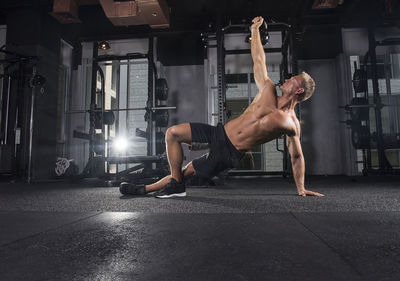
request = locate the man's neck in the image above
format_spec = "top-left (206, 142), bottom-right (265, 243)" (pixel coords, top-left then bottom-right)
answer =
top-left (277, 95), bottom-right (297, 111)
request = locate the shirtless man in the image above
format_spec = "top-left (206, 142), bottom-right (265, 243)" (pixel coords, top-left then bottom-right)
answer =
top-left (120, 16), bottom-right (324, 198)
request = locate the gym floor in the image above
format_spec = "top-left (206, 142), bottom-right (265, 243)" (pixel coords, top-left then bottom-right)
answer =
top-left (0, 176), bottom-right (399, 281)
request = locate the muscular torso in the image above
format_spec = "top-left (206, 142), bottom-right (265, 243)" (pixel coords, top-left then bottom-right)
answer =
top-left (224, 81), bottom-right (299, 151)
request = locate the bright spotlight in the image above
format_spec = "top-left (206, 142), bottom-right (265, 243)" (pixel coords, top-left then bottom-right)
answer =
top-left (114, 137), bottom-right (129, 152)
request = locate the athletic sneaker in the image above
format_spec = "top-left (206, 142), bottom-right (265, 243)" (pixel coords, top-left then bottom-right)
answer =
top-left (154, 178), bottom-right (186, 198)
top-left (119, 182), bottom-right (146, 195)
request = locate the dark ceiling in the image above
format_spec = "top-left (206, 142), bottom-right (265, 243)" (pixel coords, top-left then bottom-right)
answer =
top-left (1, 0), bottom-right (399, 33)
top-left (0, 0), bottom-right (399, 65)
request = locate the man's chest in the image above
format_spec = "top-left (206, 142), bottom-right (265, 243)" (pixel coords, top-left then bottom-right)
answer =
top-left (258, 110), bottom-right (296, 136)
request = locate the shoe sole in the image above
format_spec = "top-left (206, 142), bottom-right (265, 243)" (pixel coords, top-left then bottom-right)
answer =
top-left (155, 192), bottom-right (187, 199)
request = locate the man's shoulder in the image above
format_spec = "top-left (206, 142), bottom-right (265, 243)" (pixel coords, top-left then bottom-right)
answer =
top-left (284, 111), bottom-right (300, 137)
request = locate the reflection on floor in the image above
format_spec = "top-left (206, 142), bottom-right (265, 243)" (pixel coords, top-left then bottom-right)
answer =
top-left (0, 176), bottom-right (399, 281)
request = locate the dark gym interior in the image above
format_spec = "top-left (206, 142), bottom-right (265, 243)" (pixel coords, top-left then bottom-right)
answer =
top-left (0, 0), bottom-right (400, 280)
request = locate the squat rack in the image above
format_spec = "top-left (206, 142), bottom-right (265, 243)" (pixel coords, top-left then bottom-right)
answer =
top-left (342, 27), bottom-right (400, 175)
top-left (362, 28), bottom-right (400, 174)
top-left (71, 37), bottom-right (175, 180)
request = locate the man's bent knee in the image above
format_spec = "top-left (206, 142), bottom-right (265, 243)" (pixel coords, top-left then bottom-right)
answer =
top-left (166, 124), bottom-right (191, 143)
top-left (166, 126), bottom-right (179, 142)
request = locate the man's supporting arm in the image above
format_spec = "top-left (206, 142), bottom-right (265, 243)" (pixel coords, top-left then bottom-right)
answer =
top-left (250, 16), bottom-right (269, 90)
top-left (287, 135), bottom-right (325, 197)
top-left (287, 136), bottom-right (305, 195)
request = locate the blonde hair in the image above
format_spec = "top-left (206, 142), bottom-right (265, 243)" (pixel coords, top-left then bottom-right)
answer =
top-left (298, 71), bottom-right (315, 102)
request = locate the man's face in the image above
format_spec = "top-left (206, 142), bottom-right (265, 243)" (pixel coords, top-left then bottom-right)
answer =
top-left (279, 75), bottom-right (304, 95)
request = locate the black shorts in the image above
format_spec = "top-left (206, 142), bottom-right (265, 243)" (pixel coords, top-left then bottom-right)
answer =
top-left (190, 123), bottom-right (244, 179)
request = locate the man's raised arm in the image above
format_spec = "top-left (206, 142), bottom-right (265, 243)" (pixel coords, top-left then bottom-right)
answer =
top-left (250, 16), bottom-right (269, 91)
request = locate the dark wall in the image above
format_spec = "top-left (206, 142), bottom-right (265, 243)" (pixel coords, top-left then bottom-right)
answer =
top-left (6, 10), bottom-right (41, 46)
top-left (297, 26), bottom-right (343, 60)
top-left (6, 8), bottom-right (62, 179)
top-left (157, 33), bottom-right (204, 66)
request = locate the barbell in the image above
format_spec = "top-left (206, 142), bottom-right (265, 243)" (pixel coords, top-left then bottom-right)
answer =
top-left (67, 106), bottom-right (176, 114)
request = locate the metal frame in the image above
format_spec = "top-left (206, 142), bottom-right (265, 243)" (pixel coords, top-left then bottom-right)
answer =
top-left (0, 47), bottom-right (38, 180)
top-left (75, 37), bottom-right (174, 180)
top-left (203, 20), bottom-right (295, 177)
top-left (78, 41), bottom-right (154, 178)
top-left (360, 29), bottom-right (400, 175)
top-left (344, 31), bottom-right (400, 175)
top-left (216, 20), bottom-right (226, 124)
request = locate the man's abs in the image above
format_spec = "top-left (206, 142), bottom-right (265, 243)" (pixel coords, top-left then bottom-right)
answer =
top-left (224, 110), bottom-right (290, 151)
